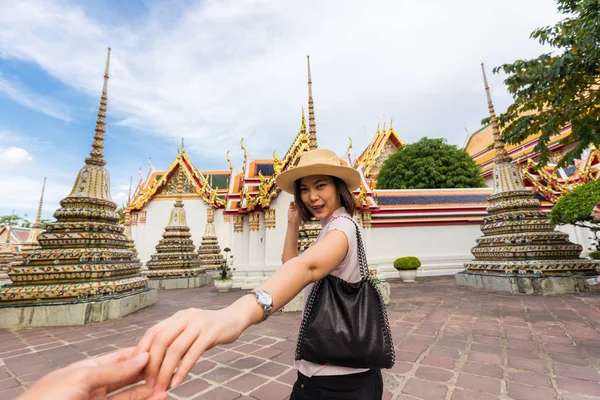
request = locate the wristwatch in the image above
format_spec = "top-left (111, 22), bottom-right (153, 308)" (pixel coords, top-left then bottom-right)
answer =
top-left (248, 289), bottom-right (274, 322)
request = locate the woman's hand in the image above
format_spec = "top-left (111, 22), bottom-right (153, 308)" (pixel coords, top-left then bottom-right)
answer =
top-left (136, 307), bottom-right (248, 393)
top-left (288, 201), bottom-right (300, 227)
top-left (18, 347), bottom-right (166, 400)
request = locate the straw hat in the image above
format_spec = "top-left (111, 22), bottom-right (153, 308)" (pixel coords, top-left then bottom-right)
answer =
top-left (275, 149), bottom-right (361, 194)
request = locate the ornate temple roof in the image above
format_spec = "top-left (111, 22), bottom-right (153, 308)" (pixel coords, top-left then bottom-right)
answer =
top-left (130, 146), bottom-right (225, 211)
top-left (465, 121), bottom-right (573, 177)
top-left (522, 146), bottom-right (600, 202)
top-left (354, 122), bottom-right (403, 187)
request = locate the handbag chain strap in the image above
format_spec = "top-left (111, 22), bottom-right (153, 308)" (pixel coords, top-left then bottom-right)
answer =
top-left (327, 215), bottom-right (370, 279)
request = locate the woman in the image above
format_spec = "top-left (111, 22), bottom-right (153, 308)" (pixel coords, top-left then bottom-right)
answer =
top-left (135, 149), bottom-right (384, 399)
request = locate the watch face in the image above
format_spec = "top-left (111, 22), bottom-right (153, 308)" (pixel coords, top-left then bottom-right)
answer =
top-left (257, 291), bottom-right (272, 306)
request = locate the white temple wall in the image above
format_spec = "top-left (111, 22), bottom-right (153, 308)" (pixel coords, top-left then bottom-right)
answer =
top-left (368, 224), bottom-right (484, 279)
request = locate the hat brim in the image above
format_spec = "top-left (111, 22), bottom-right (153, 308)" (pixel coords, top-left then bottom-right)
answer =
top-left (275, 163), bottom-right (362, 194)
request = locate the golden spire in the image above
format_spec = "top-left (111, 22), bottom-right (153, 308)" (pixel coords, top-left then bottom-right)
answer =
top-left (382, 122), bottom-right (387, 133)
top-left (175, 157), bottom-right (184, 207)
top-left (226, 150), bottom-right (233, 170)
top-left (32, 177), bottom-right (46, 230)
top-left (481, 63), bottom-right (510, 164)
top-left (2, 211), bottom-right (14, 253)
top-left (148, 158), bottom-right (153, 170)
top-left (127, 176), bottom-right (132, 203)
top-left (85, 47), bottom-right (111, 167)
top-left (181, 138), bottom-right (185, 152)
top-left (307, 55), bottom-right (317, 149)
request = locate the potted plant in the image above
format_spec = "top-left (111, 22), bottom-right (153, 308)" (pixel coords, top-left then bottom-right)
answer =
top-left (214, 247), bottom-right (234, 292)
top-left (393, 256), bottom-right (421, 282)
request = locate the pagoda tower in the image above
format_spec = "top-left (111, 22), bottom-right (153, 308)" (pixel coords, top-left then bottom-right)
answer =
top-left (197, 206), bottom-right (226, 271)
top-left (0, 214), bottom-right (15, 281)
top-left (145, 158), bottom-right (208, 289)
top-left (298, 55), bottom-right (322, 251)
top-left (458, 64), bottom-right (598, 294)
top-left (22, 178), bottom-right (46, 252)
top-left (0, 49), bottom-right (154, 321)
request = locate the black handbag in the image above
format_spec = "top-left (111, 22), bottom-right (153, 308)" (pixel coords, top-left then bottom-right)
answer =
top-left (295, 215), bottom-right (395, 369)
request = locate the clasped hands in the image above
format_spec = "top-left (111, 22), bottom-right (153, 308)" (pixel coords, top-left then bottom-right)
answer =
top-left (20, 306), bottom-right (247, 399)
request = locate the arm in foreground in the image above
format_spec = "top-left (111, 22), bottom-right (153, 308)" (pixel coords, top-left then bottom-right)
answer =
top-left (136, 229), bottom-right (349, 392)
top-left (18, 347), bottom-right (166, 400)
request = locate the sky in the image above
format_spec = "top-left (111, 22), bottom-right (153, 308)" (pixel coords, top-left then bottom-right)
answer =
top-left (0, 0), bottom-right (563, 222)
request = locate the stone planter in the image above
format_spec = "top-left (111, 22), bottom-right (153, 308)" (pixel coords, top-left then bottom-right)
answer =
top-left (398, 269), bottom-right (417, 283)
top-left (214, 279), bottom-right (233, 293)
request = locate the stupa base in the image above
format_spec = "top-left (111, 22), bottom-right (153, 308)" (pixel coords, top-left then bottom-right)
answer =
top-left (148, 274), bottom-right (211, 290)
top-left (0, 288), bottom-right (157, 329)
top-left (456, 271), bottom-right (600, 295)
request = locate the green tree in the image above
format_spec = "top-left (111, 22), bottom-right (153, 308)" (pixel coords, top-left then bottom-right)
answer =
top-left (376, 137), bottom-right (486, 189)
top-left (550, 179), bottom-right (600, 251)
top-left (492, 0), bottom-right (600, 167)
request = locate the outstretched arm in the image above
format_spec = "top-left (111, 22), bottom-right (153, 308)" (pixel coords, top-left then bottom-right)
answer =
top-left (136, 229), bottom-right (349, 393)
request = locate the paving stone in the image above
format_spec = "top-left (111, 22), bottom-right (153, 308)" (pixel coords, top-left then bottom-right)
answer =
top-left (402, 377), bottom-right (447, 399)
top-left (202, 367), bottom-right (242, 384)
top-left (229, 356), bottom-right (265, 370)
top-left (190, 386), bottom-right (241, 400)
top-left (170, 377), bottom-right (211, 397)
top-left (225, 373), bottom-right (268, 393)
top-left (507, 371), bottom-right (551, 387)
top-left (553, 363), bottom-right (600, 382)
top-left (250, 381), bottom-right (291, 400)
top-left (251, 347), bottom-right (285, 359)
top-left (415, 366), bottom-right (453, 382)
top-left (456, 373), bottom-right (501, 395)
top-left (467, 351), bottom-right (503, 366)
top-left (555, 377), bottom-right (600, 396)
top-left (450, 388), bottom-right (499, 400)
top-left (252, 362), bottom-right (289, 377)
top-left (421, 355), bottom-right (455, 369)
top-left (190, 359), bottom-right (217, 375)
top-left (506, 381), bottom-right (557, 400)
top-left (507, 357), bottom-right (548, 373)
top-left (462, 361), bottom-right (503, 378)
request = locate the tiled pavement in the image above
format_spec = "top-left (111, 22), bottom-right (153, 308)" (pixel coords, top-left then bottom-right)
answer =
top-left (1, 276), bottom-right (600, 399)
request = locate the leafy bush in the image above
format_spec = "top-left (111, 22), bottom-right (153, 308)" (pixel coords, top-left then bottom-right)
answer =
top-left (393, 256), bottom-right (421, 270)
top-left (588, 251), bottom-right (600, 259)
top-left (376, 137), bottom-right (485, 189)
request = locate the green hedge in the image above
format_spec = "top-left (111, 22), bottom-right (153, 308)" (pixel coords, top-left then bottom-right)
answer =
top-left (393, 256), bottom-right (421, 270)
top-left (588, 251), bottom-right (600, 259)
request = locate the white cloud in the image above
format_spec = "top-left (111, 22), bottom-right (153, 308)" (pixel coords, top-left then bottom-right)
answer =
top-left (0, 76), bottom-right (71, 122)
top-left (0, 146), bottom-right (33, 164)
top-left (0, 0), bottom-right (562, 166)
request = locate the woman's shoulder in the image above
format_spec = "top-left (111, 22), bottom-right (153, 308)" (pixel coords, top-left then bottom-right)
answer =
top-left (325, 214), bottom-right (359, 238)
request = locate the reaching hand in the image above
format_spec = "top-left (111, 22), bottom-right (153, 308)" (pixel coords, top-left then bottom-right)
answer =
top-left (288, 201), bottom-right (300, 227)
top-left (18, 347), bottom-right (167, 400)
top-left (135, 307), bottom-right (248, 393)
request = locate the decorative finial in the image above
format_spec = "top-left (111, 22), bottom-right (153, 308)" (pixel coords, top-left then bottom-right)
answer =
top-left (481, 63), bottom-right (510, 164)
top-left (85, 47), bottom-right (111, 167)
top-left (377, 122), bottom-right (381, 134)
top-left (32, 177), bottom-right (46, 230)
top-left (127, 176), bottom-right (133, 203)
top-left (175, 157), bottom-right (184, 204)
top-left (181, 138), bottom-right (185, 151)
top-left (307, 55), bottom-right (317, 149)
top-left (240, 138), bottom-right (248, 160)
top-left (382, 122), bottom-right (387, 132)
top-left (148, 157), bottom-right (153, 170)
top-left (389, 119), bottom-right (394, 130)
top-left (226, 150), bottom-right (233, 170)
top-left (300, 108), bottom-right (307, 134)
top-left (347, 137), bottom-right (353, 157)
top-left (138, 167), bottom-right (143, 181)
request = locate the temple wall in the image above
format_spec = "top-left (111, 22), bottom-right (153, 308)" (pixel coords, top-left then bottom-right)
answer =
top-left (368, 224), bottom-right (484, 279)
top-left (132, 197), bottom-right (596, 286)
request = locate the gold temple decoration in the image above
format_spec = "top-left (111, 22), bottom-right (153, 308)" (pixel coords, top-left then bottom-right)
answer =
top-left (196, 207), bottom-right (225, 271)
top-left (346, 137), bottom-right (353, 159)
top-left (307, 55), bottom-right (317, 150)
top-left (226, 150), bottom-right (233, 170)
top-left (264, 209), bottom-right (276, 229)
top-left (145, 159), bottom-right (204, 279)
top-left (123, 176), bottom-right (138, 258)
top-left (464, 64), bottom-right (597, 275)
top-left (361, 211), bottom-right (372, 229)
top-left (233, 215), bottom-right (244, 233)
top-left (248, 212), bottom-right (260, 231)
top-left (22, 178), bottom-right (47, 252)
top-left (240, 138), bottom-right (248, 176)
top-left (0, 212), bottom-right (15, 280)
top-left (0, 48), bottom-right (149, 304)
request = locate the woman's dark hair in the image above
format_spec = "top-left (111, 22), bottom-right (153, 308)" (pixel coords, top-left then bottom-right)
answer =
top-left (293, 176), bottom-right (356, 222)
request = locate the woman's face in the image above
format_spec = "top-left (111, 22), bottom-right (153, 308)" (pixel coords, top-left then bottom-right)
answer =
top-left (298, 175), bottom-right (341, 220)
